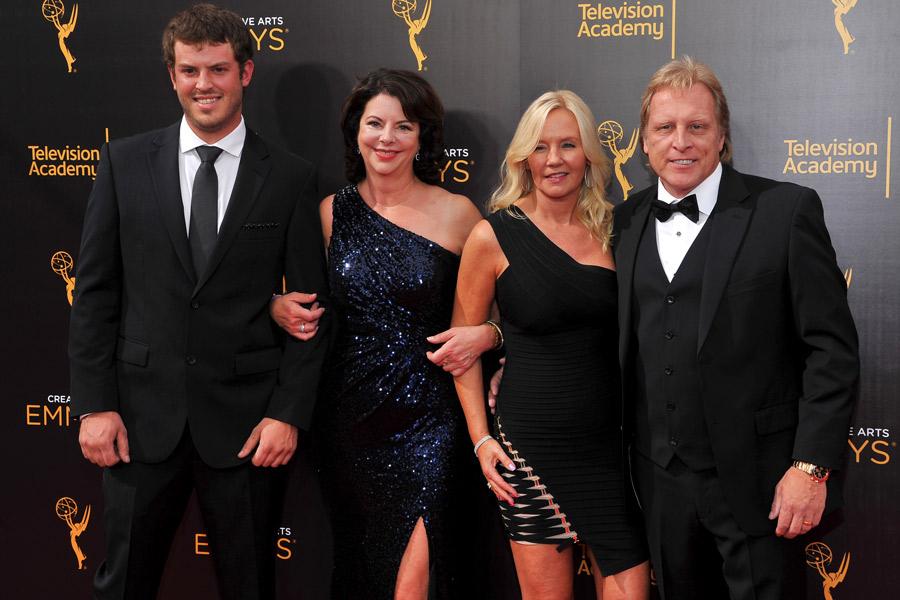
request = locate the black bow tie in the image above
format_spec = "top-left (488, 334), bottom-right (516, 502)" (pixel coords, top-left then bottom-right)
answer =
top-left (651, 194), bottom-right (700, 223)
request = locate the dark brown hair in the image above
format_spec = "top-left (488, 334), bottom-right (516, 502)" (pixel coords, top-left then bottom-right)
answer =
top-left (162, 4), bottom-right (253, 69)
top-left (340, 68), bottom-right (445, 184)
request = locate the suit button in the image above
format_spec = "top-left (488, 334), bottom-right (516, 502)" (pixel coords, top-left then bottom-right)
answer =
top-left (665, 295), bottom-right (675, 304)
top-left (669, 438), bottom-right (678, 447)
top-left (191, 301), bottom-right (200, 309)
top-left (666, 403), bottom-right (676, 411)
top-left (186, 355), bottom-right (197, 365)
top-left (664, 367), bottom-right (673, 376)
top-left (664, 330), bottom-right (674, 340)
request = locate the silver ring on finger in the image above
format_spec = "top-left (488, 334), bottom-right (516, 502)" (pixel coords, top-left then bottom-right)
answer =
top-left (486, 482), bottom-right (493, 490)
top-left (300, 323), bottom-right (306, 333)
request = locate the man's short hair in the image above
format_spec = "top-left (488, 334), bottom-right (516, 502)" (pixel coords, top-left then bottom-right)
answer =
top-left (640, 56), bottom-right (733, 164)
top-left (162, 3), bottom-right (253, 69)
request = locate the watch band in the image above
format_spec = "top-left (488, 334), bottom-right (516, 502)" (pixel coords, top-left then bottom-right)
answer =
top-left (792, 460), bottom-right (831, 483)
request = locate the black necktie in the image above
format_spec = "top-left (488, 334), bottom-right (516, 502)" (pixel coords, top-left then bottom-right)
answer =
top-left (651, 194), bottom-right (700, 223)
top-left (189, 145), bottom-right (223, 277)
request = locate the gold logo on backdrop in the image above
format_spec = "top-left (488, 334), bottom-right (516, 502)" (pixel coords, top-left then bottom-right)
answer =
top-left (51, 250), bottom-right (76, 306)
top-left (392, 0), bottom-right (432, 71)
top-left (843, 267), bottom-right (852, 288)
top-left (41, 0), bottom-right (78, 73)
top-left (782, 115), bottom-right (893, 199)
top-left (577, 1), bottom-right (677, 59)
top-left (56, 496), bottom-right (90, 570)
top-left (805, 542), bottom-right (850, 600)
top-left (832, 0), bottom-right (857, 55)
top-left (598, 120), bottom-right (639, 200)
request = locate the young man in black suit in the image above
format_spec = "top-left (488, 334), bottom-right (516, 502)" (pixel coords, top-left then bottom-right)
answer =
top-left (615, 57), bottom-right (859, 599)
top-left (69, 4), bottom-right (328, 598)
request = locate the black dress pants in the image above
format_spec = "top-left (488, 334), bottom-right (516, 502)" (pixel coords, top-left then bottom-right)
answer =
top-left (633, 452), bottom-right (803, 600)
top-left (93, 427), bottom-right (287, 600)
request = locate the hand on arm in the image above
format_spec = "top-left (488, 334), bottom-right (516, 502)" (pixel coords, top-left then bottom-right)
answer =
top-left (426, 322), bottom-right (497, 376)
top-left (79, 411), bottom-right (129, 467)
top-left (264, 182), bottom-right (332, 431)
top-left (237, 417), bottom-right (298, 467)
top-left (270, 292), bottom-right (324, 340)
top-left (451, 221), bottom-right (517, 504)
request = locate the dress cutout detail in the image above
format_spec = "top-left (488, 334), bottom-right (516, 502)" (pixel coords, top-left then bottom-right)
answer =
top-left (488, 206), bottom-right (647, 574)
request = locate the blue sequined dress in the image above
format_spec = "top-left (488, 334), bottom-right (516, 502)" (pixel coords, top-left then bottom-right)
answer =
top-left (315, 185), bottom-right (465, 598)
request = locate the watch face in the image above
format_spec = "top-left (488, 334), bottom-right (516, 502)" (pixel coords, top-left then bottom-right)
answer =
top-left (812, 466), bottom-right (829, 479)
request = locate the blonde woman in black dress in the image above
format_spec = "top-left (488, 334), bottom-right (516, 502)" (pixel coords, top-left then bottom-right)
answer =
top-left (452, 91), bottom-right (649, 599)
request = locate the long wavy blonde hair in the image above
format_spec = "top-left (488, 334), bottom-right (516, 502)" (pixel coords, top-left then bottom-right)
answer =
top-left (488, 90), bottom-right (614, 250)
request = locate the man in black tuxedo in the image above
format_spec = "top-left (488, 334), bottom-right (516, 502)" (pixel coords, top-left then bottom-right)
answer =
top-left (68, 5), bottom-right (328, 598)
top-left (615, 57), bottom-right (859, 598)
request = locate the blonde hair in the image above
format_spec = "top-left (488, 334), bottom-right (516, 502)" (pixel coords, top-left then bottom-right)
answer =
top-left (488, 90), bottom-right (614, 250)
top-left (640, 55), bottom-right (732, 164)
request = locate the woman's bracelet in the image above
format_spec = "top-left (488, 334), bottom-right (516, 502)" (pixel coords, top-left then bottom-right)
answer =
top-left (484, 320), bottom-right (504, 350)
top-left (473, 434), bottom-right (494, 456)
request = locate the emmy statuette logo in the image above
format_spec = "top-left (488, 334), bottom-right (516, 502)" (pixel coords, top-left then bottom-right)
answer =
top-left (51, 250), bottom-right (76, 306)
top-left (56, 496), bottom-right (90, 570)
top-left (843, 267), bottom-right (852, 288)
top-left (598, 120), bottom-right (639, 200)
top-left (41, 0), bottom-right (78, 73)
top-left (832, 0), bottom-right (857, 54)
top-left (392, 0), bottom-right (432, 71)
top-left (805, 542), bottom-right (850, 600)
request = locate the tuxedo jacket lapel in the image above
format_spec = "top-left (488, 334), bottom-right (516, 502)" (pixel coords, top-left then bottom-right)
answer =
top-left (194, 129), bottom-right (272, 294)
top-left (616, 187), bottom-right (654, 368)
top-left (697, 166), bottom-right (752, 352)
top-left (148, 123), bottom-right (196, 282)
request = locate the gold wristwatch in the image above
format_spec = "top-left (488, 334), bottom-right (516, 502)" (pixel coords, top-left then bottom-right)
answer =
top-left (792, 460), bottom-right (831, 483)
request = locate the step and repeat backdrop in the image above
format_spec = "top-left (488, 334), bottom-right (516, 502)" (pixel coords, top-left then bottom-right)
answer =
top-left (2, 1), bottom-right (897, 598)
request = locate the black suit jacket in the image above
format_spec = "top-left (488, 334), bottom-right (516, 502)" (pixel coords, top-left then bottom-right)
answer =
top-left (69, 122), bottom-right (330, 468)
top-left (614, 165), bottom-right (859, 535)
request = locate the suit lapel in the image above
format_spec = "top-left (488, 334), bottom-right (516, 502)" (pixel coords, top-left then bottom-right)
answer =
top-left (148, 123), bottom-right (196, 282)
top-left (194, 129), bottom-right (271, 294)
top-left (615, 187), bottom-right (654, 368)
top-left (697, 167), bottom-right (752, 352)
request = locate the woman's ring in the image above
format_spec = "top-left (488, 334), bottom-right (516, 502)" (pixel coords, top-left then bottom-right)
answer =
top-left (486, 482), bottom-right (493, 490)
top-left (300, 323), bottom-right (306, 333)
top-left (802, 520), bottom-right (812, 526)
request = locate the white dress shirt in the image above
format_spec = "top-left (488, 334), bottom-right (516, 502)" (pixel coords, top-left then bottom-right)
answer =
top-left (178, 116), bottom-right (246, 233)
top-left (654, 162), bottom-right (723, 281)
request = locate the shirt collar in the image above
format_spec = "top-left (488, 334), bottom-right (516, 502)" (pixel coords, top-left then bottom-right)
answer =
top-left (178, 116), bottom-right (246, 159)
top-left (657, 162), bottom-right (722, 216)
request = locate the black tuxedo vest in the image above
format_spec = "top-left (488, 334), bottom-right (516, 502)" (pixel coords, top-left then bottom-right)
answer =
top-left (631, 215), bottom-right (716, 471)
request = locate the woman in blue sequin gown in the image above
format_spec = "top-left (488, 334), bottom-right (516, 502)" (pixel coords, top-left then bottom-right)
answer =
top-left (272, 69), bottom-right (493, 599)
